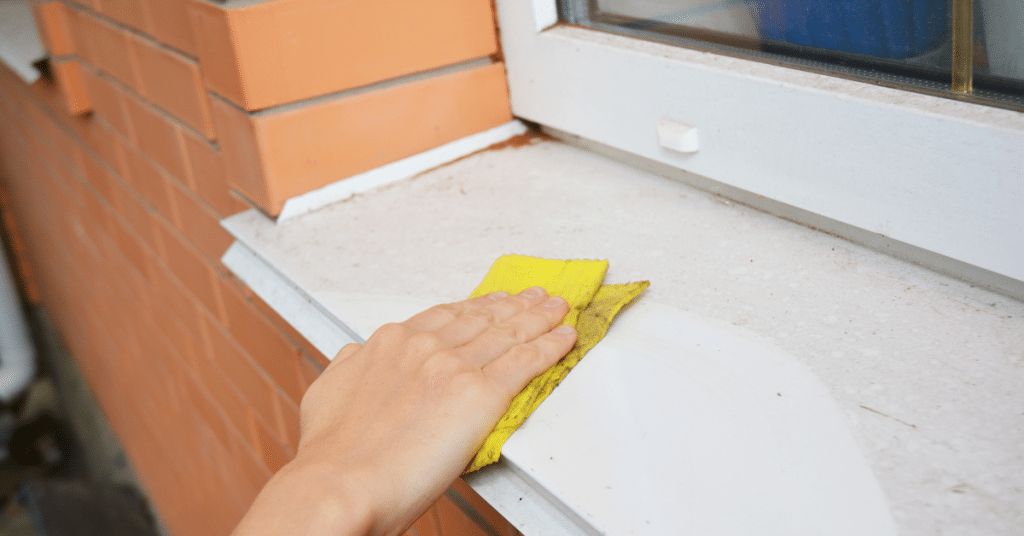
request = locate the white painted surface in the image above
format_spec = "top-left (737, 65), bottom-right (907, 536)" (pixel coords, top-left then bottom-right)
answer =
top-left (0, 0), bottom-right (45, 83)
top-left (532, 0), bottom-right (558, 32)
top-left (656, 119), bottom-right (699, 153)
top-left (498, 0), bottom-right (1024, 283)
top-left (495, 300), bottom-right (896, 535)
top-left (222, 140), bottom-right (1024, 536)
top-left (276, 121), bottom-right (527, 221)
top-left (0, 229), bottom-right (35, 403)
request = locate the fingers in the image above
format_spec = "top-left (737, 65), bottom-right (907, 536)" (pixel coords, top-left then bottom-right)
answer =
top-left (455, 293), bottom-right (571, 367)
top-left (434, 287), bottom-right (553, 347)
top-left (483, 324), bottom-right (577, 394)
top-left (402, 291), bottom-right (511, 332)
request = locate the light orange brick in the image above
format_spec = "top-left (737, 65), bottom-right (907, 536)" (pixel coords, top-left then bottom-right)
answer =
top-left (188, 0), bottom-right (498, 111)
top-left (277, 392), bottom-right (300, 454)
top-left (123, 95), bottom-right (187, 180)
top-left (95, 0), bottom-right (146, 32)
top-left (140, 0), bottom-right (196, 56)
top-left (32, 1), bottom-right (77, 57)
top-left (80, 67), bottom-right (131, 138)
top-left (200, 314), bottom-right (282, 439)
top-left (50, 59), bottom-right (92, 115)
top-left (131, 35), bottom-right (214, 138)
top-left (252, 416), bottom-right (291, 473)
top-left (155, 218), bottom-right (222, 317)
top-left (180, 131), bottom-right (247, 217)
top-left (213, 62), bottom-right (512, 215)
top-left (248, 289), bottom-right (328, 365)
top-left (436, 495), bottom-right (490, 536)
top-left (122, 145), bottom-right (178, 224)
top-left (83, 118), bottom-right (129, 179)
top-left (165, 179), bottom-right (233, 263)
top-left (218, 277), bottom-right (304, 404)
top-left (72, 11), bottom-right (143, 92)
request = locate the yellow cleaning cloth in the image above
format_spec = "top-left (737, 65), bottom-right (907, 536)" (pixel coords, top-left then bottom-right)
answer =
top-left (464, 255), bottom-right (649, 473)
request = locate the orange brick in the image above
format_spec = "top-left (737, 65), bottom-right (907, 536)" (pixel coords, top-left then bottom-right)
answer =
top-left (214, 62), bottom-right (512, 215)
top-left (188, 0), bottom-right (498, 111)
top-left (111, 220), bottom-right (151, 281)
top-left (123, 95), bottom-right (187, 180)
top-left (80, 68), bottom-right (132, 139)
top-left (182, 371), bottom-right (236, 453)
top-left (155, 218), bottom-right (222, 316)
top-left (200, 315), bottom-right (281, 439)
top-left (208, 96), bottom-right (269, 209)
top-left (80, 150), bottom-right (117, 203)
top-left (32, 1), bottom-right (77, 57)
top-left (231, 441), bottom-right (272, 503)
top-left (108, 181), bottom-right (160, 250)
top-left (95, 0), bottom-right (146, 32)
top-left (83, 118), bottom-right (130, 180)
top-left (166, 179), bottom-right (233, 263)
top-left (122, 145), bottom-right (178, 224)
top-left (218, 277), bottom-right (304, 404)
top-left (191, 337), bottom-right (256, 448)
top-left (252, 417), bottom-right (291, 473)
top-left (73, 12), bottom-right (143, 92)
top-left (180, 130), bottom-right (247, 217)
top-left (298, 353), bottom-right (323, 393)
top-left (140, 0), bottom-right (196, 56)
top-left (248, 290), bottom-right (328, 365)
top-left (50, 59), bottom-right (92, 115)
top-left (411, 506), bottom-right (442, 536)
top-left (151, 263), bottom-right (200, 335)
top-left (436, 495), bottom-right (489, 536)
top-left (277, 392), bottom-right (300, 453)
top-left (187, 2), bottom-right (243, 104)
top-left (131, 36), bottom-right (214, 138)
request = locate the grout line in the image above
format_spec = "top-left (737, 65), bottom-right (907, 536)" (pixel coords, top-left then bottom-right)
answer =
top-left (234, 56), bottom-right (496, 117)
top-left (80, 61), bottom-right (210, 143)
top-left (444, 488), bottom-right (503, 536)
top-left (62, 1), bottom-right (199, 61)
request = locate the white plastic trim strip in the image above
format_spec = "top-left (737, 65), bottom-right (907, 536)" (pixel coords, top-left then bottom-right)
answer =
top-left (276, 120), bottom-right (529, 222)
top-left (221, 241), bottom-right (362, 357)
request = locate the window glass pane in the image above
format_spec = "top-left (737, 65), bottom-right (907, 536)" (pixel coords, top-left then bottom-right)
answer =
top-left (560, 0), bottom-right (1023, 109)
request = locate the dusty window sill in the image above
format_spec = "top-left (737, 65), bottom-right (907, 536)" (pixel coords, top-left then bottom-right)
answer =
top-left (222, 139), bottom-right (1023, 536)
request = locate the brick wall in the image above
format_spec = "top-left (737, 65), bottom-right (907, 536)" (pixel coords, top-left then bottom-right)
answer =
top-left (0, 1), bottom-right (517, 535)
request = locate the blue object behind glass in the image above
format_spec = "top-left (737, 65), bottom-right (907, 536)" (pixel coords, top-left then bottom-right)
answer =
top-left (747, 0), bottom-right (948, 59)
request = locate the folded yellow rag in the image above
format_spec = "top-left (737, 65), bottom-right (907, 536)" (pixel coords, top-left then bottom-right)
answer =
top-left (464, 254), bottom-right (649, 473)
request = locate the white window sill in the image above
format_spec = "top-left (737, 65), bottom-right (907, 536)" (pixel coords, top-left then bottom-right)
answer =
top-left (221, 139), bottom-right (1023, 536)
top-left (0, 0), bottom-right (46, 83)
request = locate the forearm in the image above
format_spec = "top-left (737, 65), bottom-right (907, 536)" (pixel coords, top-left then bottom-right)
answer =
top-left (231, 455), bottom-right (377, 536)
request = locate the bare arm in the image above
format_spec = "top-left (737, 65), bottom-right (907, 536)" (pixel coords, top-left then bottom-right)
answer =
top-left (231, 287), bottom-right (576, 536)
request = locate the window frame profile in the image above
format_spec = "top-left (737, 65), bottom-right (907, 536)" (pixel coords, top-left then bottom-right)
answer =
top-left (494, 0), bottom-right (1024, 284)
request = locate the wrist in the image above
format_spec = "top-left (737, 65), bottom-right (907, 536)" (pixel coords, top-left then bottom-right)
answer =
top-left (278, 454), bottom-right (379, 536)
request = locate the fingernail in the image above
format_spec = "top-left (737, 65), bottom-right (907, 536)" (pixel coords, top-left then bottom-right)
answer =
top-left (487, 291), bottom-right (510, 301)
top-left (520, 286), bottom-right (545, 298)
top-left (540, 296), bottom-right (566, 308)
top-left (554, 325), bottom-right (575, 335)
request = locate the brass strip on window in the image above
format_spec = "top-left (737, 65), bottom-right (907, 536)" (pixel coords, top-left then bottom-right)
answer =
top-left (951, 0), bottom-right (973, 95)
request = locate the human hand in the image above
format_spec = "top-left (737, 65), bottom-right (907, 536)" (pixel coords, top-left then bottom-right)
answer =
top-left (231, 287), bottom-right (576, 536)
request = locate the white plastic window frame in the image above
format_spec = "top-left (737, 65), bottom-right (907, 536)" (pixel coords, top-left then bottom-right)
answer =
top-left (496, 0), bottom-right (1024, 283)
